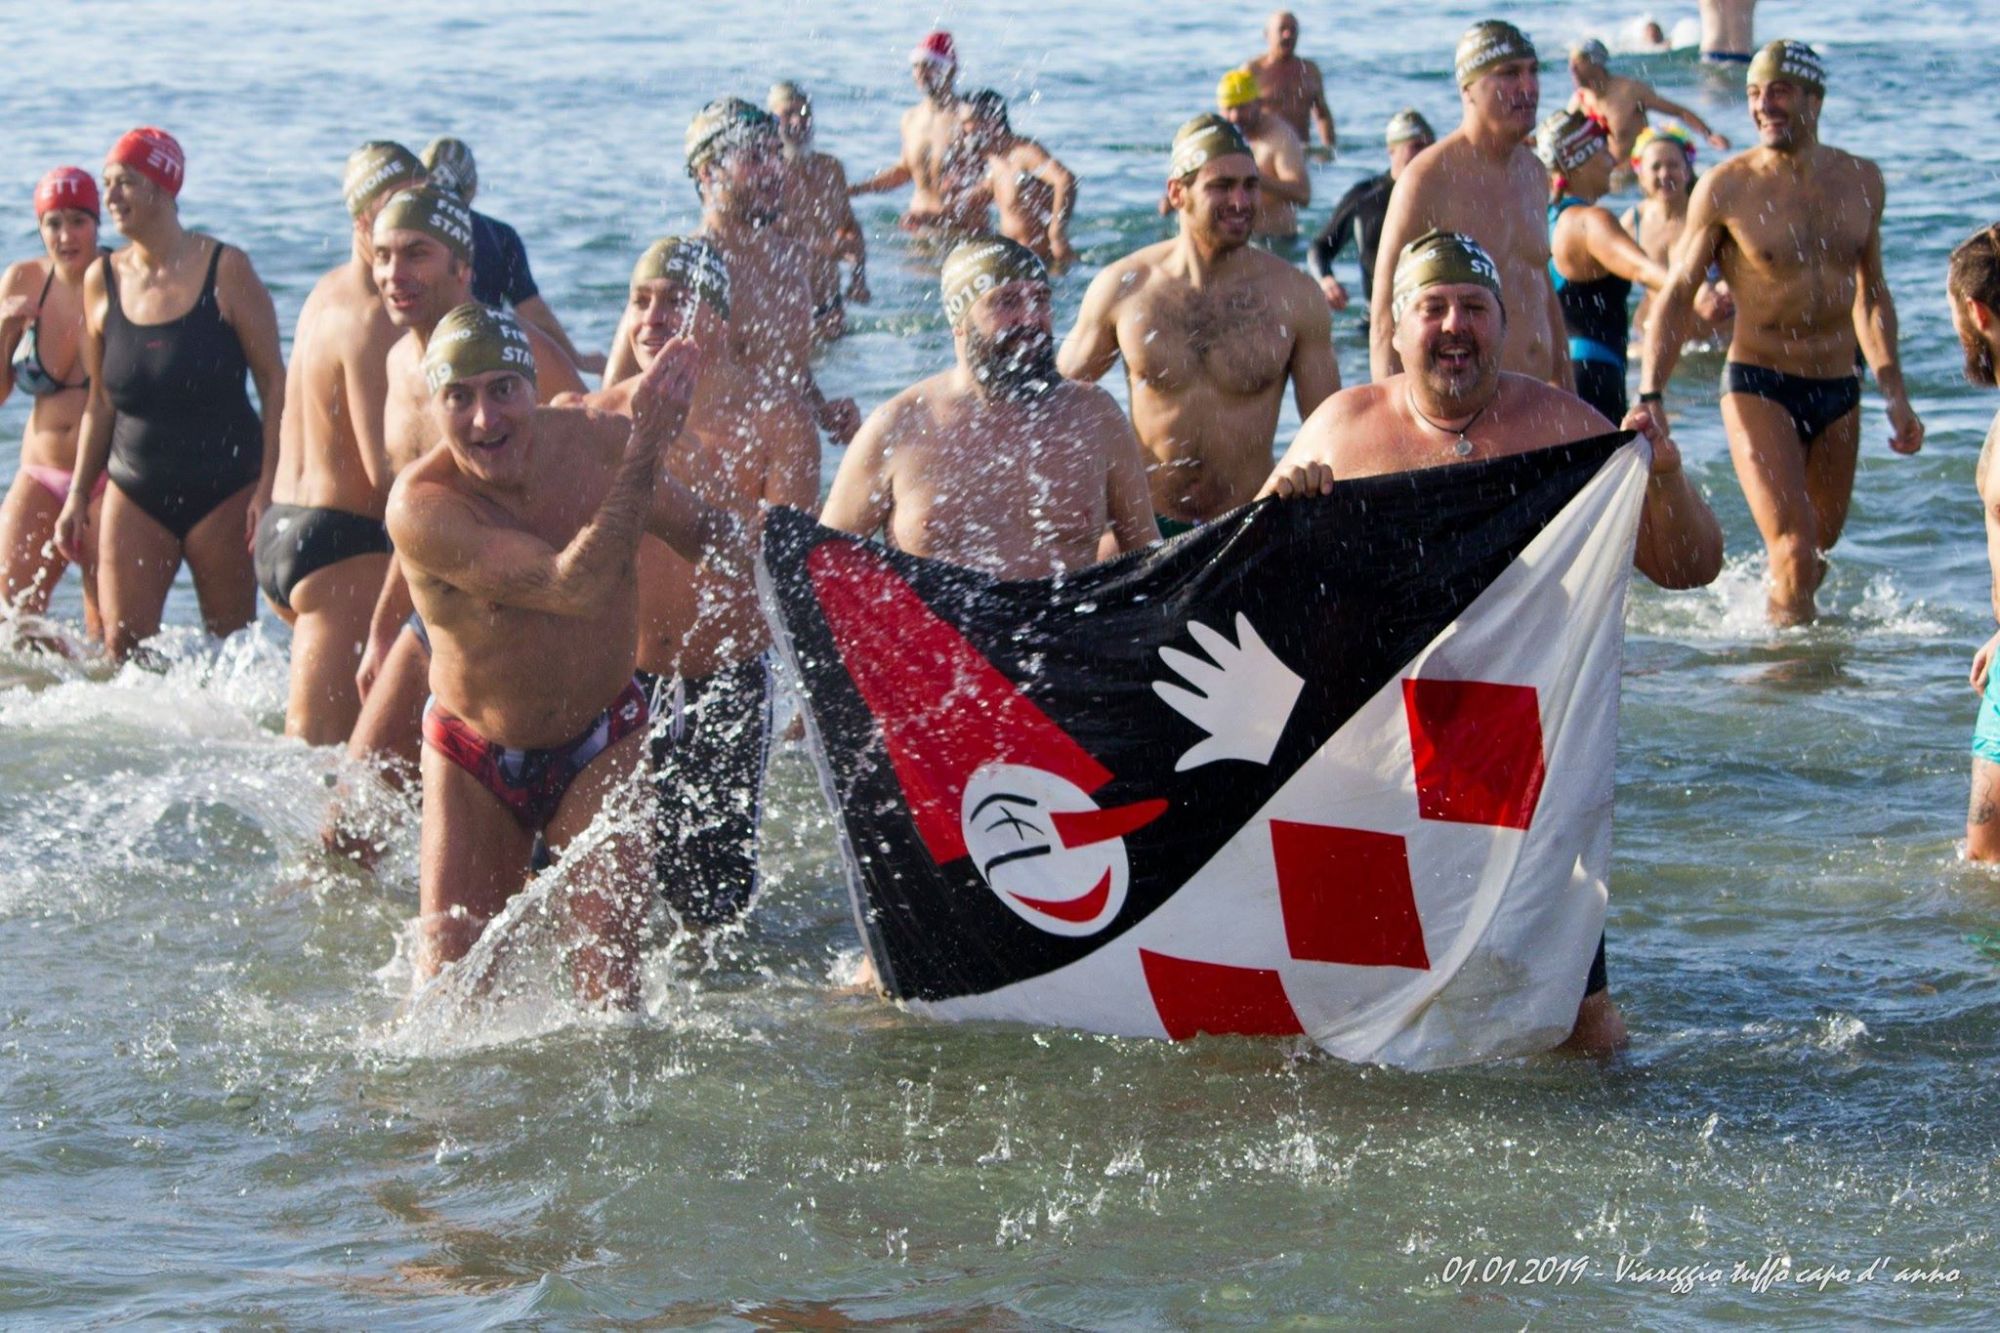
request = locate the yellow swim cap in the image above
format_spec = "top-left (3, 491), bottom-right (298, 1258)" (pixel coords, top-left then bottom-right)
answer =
top-left (1217, 69), bottom-right (1261, 111)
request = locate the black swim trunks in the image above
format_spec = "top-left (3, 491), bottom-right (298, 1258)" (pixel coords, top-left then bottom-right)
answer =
top-left (1722, 362), bottom-right (1861, 445)
top-left (253, 502), bottom-right (390, 612)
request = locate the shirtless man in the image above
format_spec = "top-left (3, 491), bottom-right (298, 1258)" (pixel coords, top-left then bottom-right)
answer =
top-left (1640, 42), bottom-right (1922, 625)
top-left (1261, 230), bottom-right (1724, 1053)
top-left (254, 142), bottom-right (421, 746)
top-left (1243, 10), bottom-right (1337, 153)
top-left (1062, 116), bottom-right (1335, 534)
top-left (1370, 21), bottom-right (1570, 391)
top-left (1217, 71), bottom-right (1310, 241)
top-left (1951, 227), bottom-right (2000, 860)
top-left (582, 238), bottom-right (818, 927)
top-left (827, 237), bottom-right (1157, 575)
top-left (962, 90), bottom-right (1078, 272)
top-left (605, 100), bottom-right (859, 446)
top-left (767, 82), bottom-right (870, 343)
top-left (848, 30), bottom-right (979, 236)
top-left (391, 303), bottom-right (736, 1005)
top-left (1700, 0), bottom-right (1757, 65)
top-left (1568, 38), bottom-right (1730, 165)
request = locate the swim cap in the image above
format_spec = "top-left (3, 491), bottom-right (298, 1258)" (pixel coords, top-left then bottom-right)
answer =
top-left (372, 186), bottom-right (474, 265)
top-left (34, 167), bottom-right (98, 220)
top-left (422, 303), bottom-right (536, 394)
top-left (911, 30), bottom-right (957, 69)
top-left (1390, 229), bottom-right (1503, 323)
top-left (1169, 113), bottom-right (1253, 181)
top-left (1384, 108), bottom-right (1435, 147)
top-left (343, 141), bottom-right (424, 219)
top-left (1570, 37), bottom-right (1610, 68)
top-left (1630, 123), bottom-right (1696, 169)
top-left (1454, 20), bottom-right (1538, 88)
top-left (631, 236), bottom-right (731, 321)
top-left (1747, 39), bottom-right (1825, 96)
top-left (941, 236), bottom-right (1048, 330)
top-left (685, 97), bottom-right (777, 177)
top-left (106, 127), bottom-right (185, 197)
top-left (421, 137), bottom-right (478, 202)
top-left (965, 87), bottom-right (1011, 131)
top-left (1534, 109), bottom-right (1608, 175)
top-left (1217, 69), bottom-right (1262, 111)
top-left (767, 81), bottom-right (809, 115)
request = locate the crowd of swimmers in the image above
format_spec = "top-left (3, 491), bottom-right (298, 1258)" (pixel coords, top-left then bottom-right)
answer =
top-left (4, 3), bottom-right (1996, 1052)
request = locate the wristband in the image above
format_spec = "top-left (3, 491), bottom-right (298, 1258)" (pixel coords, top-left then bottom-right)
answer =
top-left (1639, 391), bottom-right (1664, 404)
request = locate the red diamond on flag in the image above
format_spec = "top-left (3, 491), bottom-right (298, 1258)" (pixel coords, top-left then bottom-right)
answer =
top-left (1402, 678), bottom-right (1545, 830)
top-left (1140, 949), bottom-right (1305, 1039)
top-left (1271, 821), bottom-right (1431, 970)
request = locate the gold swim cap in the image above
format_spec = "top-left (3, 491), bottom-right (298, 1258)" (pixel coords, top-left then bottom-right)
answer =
top-left (343, 141), bottom-right (423, 219)
top-left (420, 137), bottom-right (478, 203)
top-left (631, 236), bottom-right (731, 321)
top-left (422, 303), bottom-right (536, 394)
top-left (1169, 113), bottom-right (1252, 181)
top-left (372, 186), bottom-right (474, 265)
top-left (1455, 20), bottom-right (1538, 88)
top-left (1747, 39), bottom-right (1825, 96)
top-left (1384, 108), bottom-right (1436, 146)
top-left (1391, 229), bottom-right (1503, 323)
top-left (1534, 109), bottom-right (1608, 175)
top-left (941, 236), bottom-right (1048, 330)
top-left (686, 97), bottom-right (777, 177)
top-left (1216, 69), bottom-right (1261, 111)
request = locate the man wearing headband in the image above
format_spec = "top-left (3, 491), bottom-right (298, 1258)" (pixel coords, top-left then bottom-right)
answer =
top-left (850, 29), bottom-right (979, 235)
top-left (1369, 21), bottom-right (1572, 393)
top-left (389, 306), bottom-right (741, 1006)
top-left (1641, 39), bottom-right (1923, 626)
top-left (1309, 108), bottom-right (1434, 312)
top-left (1243, 10), bottom-right (1337, 153)
top-left (1059, 114), bottom-right (1336, 534)
top-left (962, 89), bottom-right (1079, 271)
top-left (1699, 0), bottom-right (1757, 64)
top-left (1214, 69), bottom-right (1310, 240)
top-left (577, 236), bottom-right (817, 928)
top-left (1948, 225), bottom-right (2000, 860)
top-left (1567, 36), bottom-right (1729, 169)
top-left (418, 136), bottom-right (603, 376)
top-left (250, 143), bottom-right (422, 747)
top-left (767, 82), bottom-right (871, 343)
top-left (826, 235), bottom-right (1154, 580)
top-left (1261, 228), bottom-right (1724, 1055)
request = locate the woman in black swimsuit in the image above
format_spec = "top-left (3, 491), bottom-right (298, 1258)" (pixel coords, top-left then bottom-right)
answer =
top-left (55, 128), bottom-right (286, 660)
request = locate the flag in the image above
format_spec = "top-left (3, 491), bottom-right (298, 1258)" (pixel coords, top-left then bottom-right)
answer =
top-left (759, 433), bottom-right (1648, 1069)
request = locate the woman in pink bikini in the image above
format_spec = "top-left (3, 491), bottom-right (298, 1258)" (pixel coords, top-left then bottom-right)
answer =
top-left (0, 167), bottom-right (105, 639)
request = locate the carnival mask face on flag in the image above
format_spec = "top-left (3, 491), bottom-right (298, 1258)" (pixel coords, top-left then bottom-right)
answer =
top-left (759, 431), bottom-right (1650, 1070)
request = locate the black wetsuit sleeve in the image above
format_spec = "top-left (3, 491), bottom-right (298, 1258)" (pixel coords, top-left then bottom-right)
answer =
top-left (494, 220), bottom-right (538, 306)
top-left (1308, 178), bottom-right (1373, 280)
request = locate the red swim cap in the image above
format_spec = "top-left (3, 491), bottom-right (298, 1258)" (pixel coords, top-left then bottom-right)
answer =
top-left (910, 29), bottom-right (957, 68)
top-left (34, 167), bottom-right (99, 219)
top-left (106, 127), bottom-right (185, 197)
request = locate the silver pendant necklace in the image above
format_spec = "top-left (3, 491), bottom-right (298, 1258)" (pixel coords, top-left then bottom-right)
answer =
top-left (1406, 386), bottom-right (1485, 459)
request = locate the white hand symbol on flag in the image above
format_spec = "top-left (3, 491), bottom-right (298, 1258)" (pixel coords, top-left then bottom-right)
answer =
top-left (1152, 613), bottom-right (1304, 772)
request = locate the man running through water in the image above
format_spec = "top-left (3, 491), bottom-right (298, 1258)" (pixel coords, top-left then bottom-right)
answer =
top-left (1640, 41), bottom-right (1922, 625)
top-left (1567, 38), bottom-right (1731, 167)
top-left (1243, 10), bottom-right (1337, 153)
top-left (256, 142), bottom-right (420, 745)
top-left (1309, 109), bottom-right (1433, 314)
top-left (1059, 115), bottom-right (1336, 534)
top-left (390, 303), bottom-right (736, 1005)
top-left (766, 82), bottom-right (870, 344)
top-left (1952, 226), bottom-right (2000, 860)
top-left (849, 30), bottom-right (979, 236)
top-left (1370, 21), bottom-right (1571, 390)
top-left (1260, 231), bottom-right (1724, 1053)
top-left (1215, 70), bottom-right (1310, 241)
top-left (961, 90), bottom-right (1079, 272)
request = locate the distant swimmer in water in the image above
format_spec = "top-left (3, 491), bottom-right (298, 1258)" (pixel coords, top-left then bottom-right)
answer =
top-left (389, 304), bottom-right (739, 1005)
top-left (1537, 110), bottom-right (1668, 423)
top-left (255, 143), bottom-right (421, 746)
top-left (1260, 230), bottom-right (1724, 1053)
top-left (766, 82), bottom-right (870, 344)
top-left (848, 30), bottom-right (980, 238)
top-left (1370, 22), bottom-right (1572, 391)
top-left (1567, 37), bottom-right (1730, 169)
top-left (1060, 115), bottom-right (1336, 533)
top-left (576, 237), bottom-right (818, 928)
top-left (1949, 225), bottom-right (2000, 860)
top-left (1700, 0), bottom-right (1757, 64)
top-left (1308, 109), bottom-right (1435, 314)
top-left (1215, 70), bottom-right (1309, 241)
top-left (826, 237), bottom-right (1158, 576)
top-left (1242, 10), bottom-right (1337, 154)
top-left (1622, 126), bottom-right (1734, 346)
top-left (960, 90), bottom-right (1078, 273)
top-left (419, 137), bottom-right (604, 376)
top-left (56, 128), bottom-right (287, 661)
top-left (1640, 41), bottom-right (1922, 626)
top-left (0, 169), bottom-right (107, 642)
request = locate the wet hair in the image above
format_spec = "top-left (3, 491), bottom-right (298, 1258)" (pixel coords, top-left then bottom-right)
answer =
top-left (1949, 223), bottom-right (2000, 313)
top-left (966, 88), bottom-right (1011, 134)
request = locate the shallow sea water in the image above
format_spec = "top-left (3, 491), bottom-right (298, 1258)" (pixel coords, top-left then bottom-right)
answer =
top-left (1, 0), bottom-right (1997, 1325)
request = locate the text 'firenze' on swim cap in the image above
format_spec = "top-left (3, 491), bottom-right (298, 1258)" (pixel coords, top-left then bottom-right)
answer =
top-left (423, 303), bottom-right (536, 394)
top-left (1455, 20), bottom-right (1538, 88)
top-left (685, 98), bottom-right (777, 178)
top-left (35, 167), bottom-right (98, 220)
top-left (107, 127), bottom-right (185, 197)
top-left (940, 236), bottom-right (1048, 330)
top-left (632, 236), bottom-right (732, 321)
top-left (1169, 113), bottom-right (1252, 182)
top-left (1391, 228), bottom-right (1504, 323)
top-left (373, 186), bottom-right (475, 265)
top-left (1217, 69), bottom-right (1261, 111)
top-left (1384, 108), bottom-right (1435, 147)
top-left (421, 137), bottom-right (479, 203)
top-left (1534, 109), bottom-right (1608, 176)
top-left (1747, 39), bottom-right (1826, 97)
top-left (343, 141), bottom-right (424, 219)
